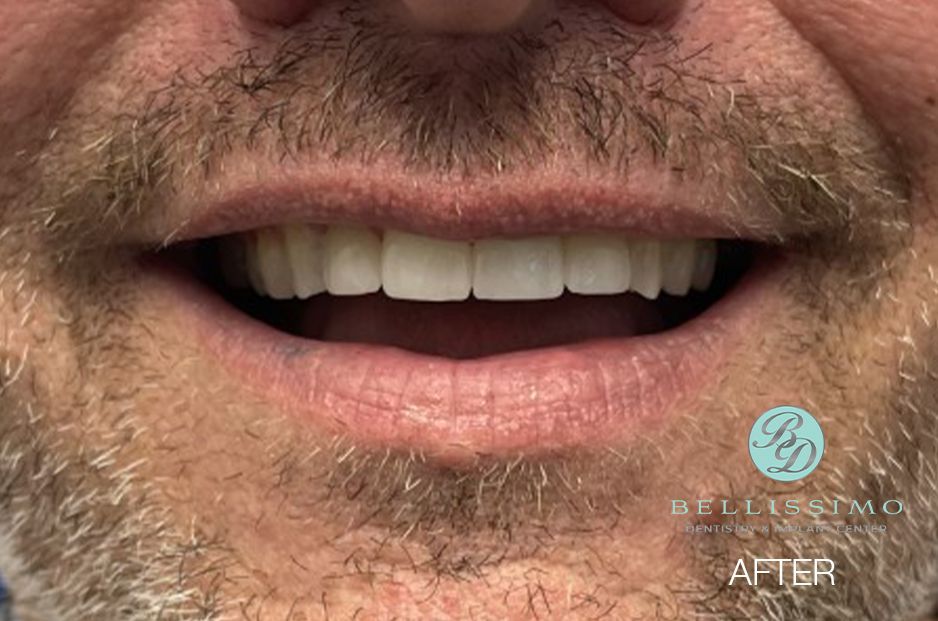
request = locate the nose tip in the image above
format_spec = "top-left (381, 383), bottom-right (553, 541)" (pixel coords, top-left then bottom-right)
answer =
top-left (229, 0), bottom-right (312, 25)
top-left (604, 0), bottom-right (684, 25)
top-left (230, 0), bottom-right (684, 32)
top-left (229, 0), bottom-right (537, 31)
top-left (401, 0), bottom-right (539, 34)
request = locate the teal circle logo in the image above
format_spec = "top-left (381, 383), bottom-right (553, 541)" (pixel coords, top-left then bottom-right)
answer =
top-left (749, 406), bottom-right (824, 482)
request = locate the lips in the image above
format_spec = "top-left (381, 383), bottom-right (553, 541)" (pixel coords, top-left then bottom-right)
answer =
top-left (148, 162), bottom-right (775, 465)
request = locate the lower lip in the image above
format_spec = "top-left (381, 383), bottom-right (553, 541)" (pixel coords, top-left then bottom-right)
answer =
top-left (148, 258), bottom-right (774, 464)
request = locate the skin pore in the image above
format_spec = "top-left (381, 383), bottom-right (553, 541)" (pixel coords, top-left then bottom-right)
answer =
top-left (1, 0), bottom-right (938, 619)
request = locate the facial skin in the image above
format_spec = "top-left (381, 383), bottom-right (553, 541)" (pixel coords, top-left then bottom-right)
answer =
top-left (1, 1), bottom-right (937, 619)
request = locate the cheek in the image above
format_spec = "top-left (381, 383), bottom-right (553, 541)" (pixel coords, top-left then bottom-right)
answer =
top-left (0, 1), bottom-right (137, 150)
top-left (770, 0), bottom-right (938, 165)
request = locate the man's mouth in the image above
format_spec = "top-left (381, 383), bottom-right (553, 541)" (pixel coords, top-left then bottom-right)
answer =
top-left (154, 196), bottom-right (767, 463)
top-left (187, 226), bottom-right (750, 359)
top-left (117, 0), bottom-right (815, 463)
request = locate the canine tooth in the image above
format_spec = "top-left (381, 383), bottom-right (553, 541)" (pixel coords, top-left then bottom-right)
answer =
top-left (474, 237), bottom-right (564, 301)
top-left (323, 225), bottom-right (382, 296)
top-left (661, 240), bottom-right (697, 296)
top-left (383, 231), bottom-right (472, 302)
top-left (255, 228), bottom-right (295, 300)
top-left (245, 234), bottom-right (266, 295)
top-left (564, 234), bottom-right (631, 295)
top-left (284, 224), bottom-right (326, 299)
top-left (629, 240), bottom-right (663, 300)
top-left (692, 240), bottom-right (718, 291)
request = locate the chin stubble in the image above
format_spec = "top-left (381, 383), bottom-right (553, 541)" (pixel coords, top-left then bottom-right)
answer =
top-left (3, 257), bottom-right (938, 620)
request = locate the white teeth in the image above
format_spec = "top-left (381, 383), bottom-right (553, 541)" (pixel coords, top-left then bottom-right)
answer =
top-left (255, 228), bottom-right (295, 300)
top-left (324, 226), bottom-right (383, 296)
top-left (564, 234), bottom-right (631, 295)
top-left (234, 226), bottom-right (721, 302)
top-left (474, 237), bottom-right (564, 301)
top-left (383, 231), bottom-right (472, 302)
top-left (629, 240), bottom-right (663, 300)
top-left (692, 239), bottom-right (718, 292)
top-left (283, 224), bottom-right (326, 299)
top-left (661, 240), bottom-right (697, 297)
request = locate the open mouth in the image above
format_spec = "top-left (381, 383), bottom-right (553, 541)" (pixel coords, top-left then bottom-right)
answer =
top-left (179, 226), bottom-right (753, 360)
top-left (148, 170), bottom-right (775, 461)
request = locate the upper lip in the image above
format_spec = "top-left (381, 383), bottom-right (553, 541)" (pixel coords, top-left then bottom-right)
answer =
top-left (156, 160), bottom-right (800, 244)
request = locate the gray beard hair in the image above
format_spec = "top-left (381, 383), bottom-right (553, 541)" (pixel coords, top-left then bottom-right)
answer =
top-left (0, 3), bottom-right (935, 619)
top-left (0, 376), bottom-right (211, 620)
top-left (2, 293), bottom-right (938, 620)
top-left (1, 255), bottom-right (937, 620)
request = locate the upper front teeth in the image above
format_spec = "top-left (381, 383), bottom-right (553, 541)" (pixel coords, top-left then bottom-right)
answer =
top-left (323, 226), bottom-right (383, 296)
top-left (474, 237), bottom-right (565, 301)
top-left (383, 231), bottom-right (473, 302)
top-left (229, 225), bottom-right (719, 302)
top-left (564, 234), bottom-right (632, 295)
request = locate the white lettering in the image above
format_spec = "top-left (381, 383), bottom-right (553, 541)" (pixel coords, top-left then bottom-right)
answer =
top-left (729, 558), bottom-right (836, 586)
top-left (729, 559), bottom-right (752, 586)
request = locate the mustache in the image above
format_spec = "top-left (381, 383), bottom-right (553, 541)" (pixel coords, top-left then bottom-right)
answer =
top-left (30, 1), bottom-right (908, 256)
top-left (148, 7), bottom-right (687, 173)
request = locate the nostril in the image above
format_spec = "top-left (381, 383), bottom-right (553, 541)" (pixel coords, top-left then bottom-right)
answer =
top-left (603, 0), bottom-right (686, 27)
top-left (229, 0), bottom-right (313, 26)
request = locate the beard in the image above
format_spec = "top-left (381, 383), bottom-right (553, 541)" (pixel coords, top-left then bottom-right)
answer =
top-left (0, 2), bottom-right (936, 619)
